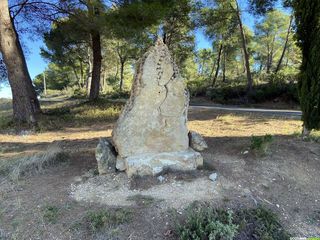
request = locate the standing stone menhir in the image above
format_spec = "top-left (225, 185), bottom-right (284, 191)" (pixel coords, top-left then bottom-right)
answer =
top-left (112, 38), bottom-right (203, 177)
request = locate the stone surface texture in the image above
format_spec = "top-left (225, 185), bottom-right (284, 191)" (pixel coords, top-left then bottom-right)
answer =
top-left (209, 172), bottom-right (218, 182)
top-left (95, 138), bottom-right (117, 175)
top-left (112, 39), bottom-right (203, 177)
top-left (189, 130), bottom-right (208, 151)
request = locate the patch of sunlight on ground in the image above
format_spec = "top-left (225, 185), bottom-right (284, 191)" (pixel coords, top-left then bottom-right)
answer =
top-left (188, 113), bottom-right (303, 138)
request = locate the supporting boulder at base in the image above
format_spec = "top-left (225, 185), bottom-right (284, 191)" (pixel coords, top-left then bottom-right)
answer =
top-left (95, 138), bottom-right (117, 174)
top-left (112, 38), bottom-right (203, 177)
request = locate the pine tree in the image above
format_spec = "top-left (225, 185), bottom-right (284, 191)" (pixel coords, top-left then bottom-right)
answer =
top-left (294, 0), bottom-right (320, 134)
top-left (0, 0), bottom-right (41, 124)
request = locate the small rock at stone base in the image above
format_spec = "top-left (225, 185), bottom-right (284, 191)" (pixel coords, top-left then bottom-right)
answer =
top-left (189, 131), bottom-right (208, 151)
top-left (95, 138), bottom-right (117, 175)
top-left (157, 175), bottom-right (165, 183)
top-left (73, 176), bottom-right (83, 183)
top-left (209, 172), bottom-right (218, 182)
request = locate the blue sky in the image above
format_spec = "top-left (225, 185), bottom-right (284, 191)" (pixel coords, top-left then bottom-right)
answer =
top-left (0, 0), bottom-right (288, 99)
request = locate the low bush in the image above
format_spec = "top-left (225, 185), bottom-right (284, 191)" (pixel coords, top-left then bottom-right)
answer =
top-left (204, 74), bottom-right (299, 105)
top-left (187, 80), bottom-right (208, 97)
top-left (176, 203), bottom-right (238, 240)
top-left (234, 207), bottom-right (290, 240)
top-left (86, 208), bottom-right (132, 232)
top-left (0, 116), bottom-right (13, 130)
top-left (250, 134), bottom-right (273, 155)
top-left (42, 205), bottom-right (60, 223)
top-left (175, 203), bottom-right (290, 240)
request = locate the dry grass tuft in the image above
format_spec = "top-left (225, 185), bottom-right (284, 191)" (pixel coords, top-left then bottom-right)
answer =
top-left (0, 143), bottom-right (68, 181)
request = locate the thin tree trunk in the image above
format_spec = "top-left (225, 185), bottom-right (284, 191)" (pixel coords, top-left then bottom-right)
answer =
top-left (79, 59), bottom-right (84, 88)
top-left (89, 31), bottom-right (102, 101)
top-left (43, 72), bottom-right (47, 96)
top-left (119, 59), bottom-right (125, 92)
top-left (86, 47), bottom-right (92, 96)
top-left (0, 0), bottom-right (40, 124)
top-left (209, 60), bottom-right (216, 81)
top-left (115, 61), bottom-right (119, 80)
top-left (267, 35), bottom-right (276, 73)
top-left (235, 0), bottom-right (253, 93)
top-left (103, 69), bottom-right (107, 93)
top-left (212, 44), bottom-right (223, 87)
top-left (266, 44), bottom-right (271, 73)
top-left (222, 47), bottom-right (226, 83)
top-left (275, 15), bottom-right (293, 73)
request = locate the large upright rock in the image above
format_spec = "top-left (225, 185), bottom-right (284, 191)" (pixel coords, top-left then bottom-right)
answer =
top-left (112, 39), bottom-right (203, 177)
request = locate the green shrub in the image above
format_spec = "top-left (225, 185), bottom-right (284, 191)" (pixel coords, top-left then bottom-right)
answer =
top-left (0, 116), bottom-right (13, 130)
top-left (72, 87), bottom-right (87, 98)
top-left (187, 80), bottom-right (208, 97)
top-left (250, 134), bottom-right (273, 155)
top-left (176, 204), bottom-right (238, 240)
top-left (42, 205), bottom-right (60, 223)
top-left (86, 208), bottom-right (132, 232)
top-left (175, 204), bottom-right (290, 240)
top-left (234, 207), bottom-right (290, 240)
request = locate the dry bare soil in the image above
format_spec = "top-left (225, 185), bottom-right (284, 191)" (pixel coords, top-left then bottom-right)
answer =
top-left (0, 99), bottom-right (319, 239)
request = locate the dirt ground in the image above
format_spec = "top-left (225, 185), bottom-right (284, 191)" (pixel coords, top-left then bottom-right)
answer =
top-left (0, 105), bottom-right (319, 239)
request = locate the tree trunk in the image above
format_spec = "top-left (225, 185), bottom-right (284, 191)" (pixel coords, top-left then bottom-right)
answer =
top-left (43, 72), bottom-right (47, 96)
top-left (119, 59), bottom-right (125, 92)
top-left (266, 44), bottom-right (271, 73)
top-left (235, 0), bottom-right (253, 93)
top-left (114, 61), bottom-right (119, 80)
top-left (209, 60), bottom-right (216, 81)
top-left (0, 0), bottom-right (40, 124)
top-left (89, 31), bottom-right (102, 101)
top-left (86, 47), bottom-right (92, 96)
top-left (222, 47), bottom-right (226, 83)
top-left (79, 59), bottom-right (84, 88)
top-left (302, 125), bottom-right (311, 138)
top-left (275, 15), bottom-right (293, 73)
top-left (267, 35), bottom-right (276, 74)
top-left (211, 44), bottom-right (223, 87)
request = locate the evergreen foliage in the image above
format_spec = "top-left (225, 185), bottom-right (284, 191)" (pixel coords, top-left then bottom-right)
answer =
top-left (294, 0), bottom-right (320, 131)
